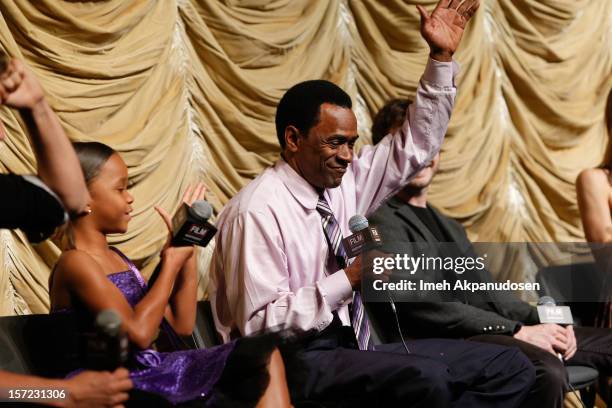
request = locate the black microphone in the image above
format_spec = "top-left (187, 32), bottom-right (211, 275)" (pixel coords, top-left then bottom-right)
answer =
top-left (84, 309), bottom-right (128, 371)
top-left (171, 200), bottom-right (217, 247)
top-left (342, 215), bottom-right (382, 258)
top-left (345, 215), bottom-right (410, 353)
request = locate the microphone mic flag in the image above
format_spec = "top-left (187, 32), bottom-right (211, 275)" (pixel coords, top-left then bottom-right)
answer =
top-left (342, 215), bottom-right (382, 258)
top-left (172, 200), bottom-right (217, 247)
top-left (537, 296), bottom-right (573, 326)
top-left (536, 297), bottom-right (573, 361)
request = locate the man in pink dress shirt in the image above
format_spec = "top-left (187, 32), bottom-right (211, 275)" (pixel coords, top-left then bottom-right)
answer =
top-left (210, 0), bottom-right (536, 406)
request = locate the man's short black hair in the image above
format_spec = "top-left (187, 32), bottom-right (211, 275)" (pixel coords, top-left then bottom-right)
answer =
top-left (275, 80), bottom-right (352, 149)
top-left (371, 98), bottom-right (412, 145)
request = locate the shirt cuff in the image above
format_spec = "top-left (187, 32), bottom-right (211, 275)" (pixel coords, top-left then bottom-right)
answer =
top-left (422, 58), bottom-right (459, 88)
top-left (318, 270), bottom-right (353, 311)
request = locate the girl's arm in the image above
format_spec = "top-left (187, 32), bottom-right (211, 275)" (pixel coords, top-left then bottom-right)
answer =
top-left (55, 246), bottom-right (192, 349)
top-left (164, 250), bottom-right (198, 336)
top-left (157, 183), bottom-right (207, 336)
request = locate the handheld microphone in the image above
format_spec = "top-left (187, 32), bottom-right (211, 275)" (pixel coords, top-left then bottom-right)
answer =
top-left (537, 296), bottom-right (573, 326)
top-left (84, 309), bottom-right (128, 371)
top-left (171, 200), bottom-right (217, 247)
top-left (345, 215), bottom-right (410, 353)
top-left (342, 215), bottom-right (382, 258)
top-left (537, 296), bottom-right (573, 361)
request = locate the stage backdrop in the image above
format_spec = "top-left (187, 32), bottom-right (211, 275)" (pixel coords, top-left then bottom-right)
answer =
top-left (0, 0), bottom-right (610, 315)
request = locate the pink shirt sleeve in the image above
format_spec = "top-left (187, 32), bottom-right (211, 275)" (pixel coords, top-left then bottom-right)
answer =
top-left (218, 210), bottom-right (354, 336)
top-left (353, 59), bottom-right (459, 217)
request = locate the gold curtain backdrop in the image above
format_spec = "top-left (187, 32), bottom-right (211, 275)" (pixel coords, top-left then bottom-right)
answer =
top-left (0, 0), bottom-right (610, 315)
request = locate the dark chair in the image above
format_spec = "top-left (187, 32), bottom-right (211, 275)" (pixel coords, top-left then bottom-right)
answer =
top-left (566, 366), bottom-right (599, 407)
top-left (536, 262), bottom-right (602, 407)
top-left (0, 313), bottom-right (80, 378)
top-left (192, 300), bottom-right (221, 349)
top-left (536, 262), bottom-right (603, 326)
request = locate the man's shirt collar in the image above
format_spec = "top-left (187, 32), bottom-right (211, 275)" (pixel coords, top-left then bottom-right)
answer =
top-left (275, 158), bottom-right (320, 211)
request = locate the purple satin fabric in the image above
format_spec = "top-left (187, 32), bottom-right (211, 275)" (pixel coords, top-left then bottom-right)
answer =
top-left (63, 248), bottom-right (236, 405)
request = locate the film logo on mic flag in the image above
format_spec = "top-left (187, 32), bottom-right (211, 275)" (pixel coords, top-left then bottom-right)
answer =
top-left (342, 215), bottom-right (382, 258)
top-left (172, 200), bottom-right (217, 247)
top-left (537, 296), bottom-right (573, 325)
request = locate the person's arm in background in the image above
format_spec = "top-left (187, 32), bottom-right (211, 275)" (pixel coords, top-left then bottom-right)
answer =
top-left (0, 58), bottom-right (90, 217)
top-left (576, 168), bottom-right (612, 243)
top-left (572, 167), bottom-right (611, 360)
top-left (353, 0), bottom-right (479, 216)
top-left (0, 369), bottom-right (132, 408)
top-left (368, 207), bottom-right (526, 338)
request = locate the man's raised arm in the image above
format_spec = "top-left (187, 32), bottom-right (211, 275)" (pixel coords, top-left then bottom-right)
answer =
top-left (354, 0), bottom-right (479, 216)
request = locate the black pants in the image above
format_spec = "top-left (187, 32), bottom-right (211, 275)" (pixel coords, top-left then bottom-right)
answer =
top-left (284, 317), bottom-right (535, 408)
top-left (470, 326), bottom-right (612, 408)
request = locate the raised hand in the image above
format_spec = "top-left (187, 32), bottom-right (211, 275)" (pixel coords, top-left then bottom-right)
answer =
top-left (154, 182), bottom-right (207, 251)
top-left (417, 0), bottom-right (480, 62)
top-left (155, 201), bottom-right (193, 269)
top-left (0, 59), bottom-right (45, 109)
top-left (182, 182), bottom-right (207, 207)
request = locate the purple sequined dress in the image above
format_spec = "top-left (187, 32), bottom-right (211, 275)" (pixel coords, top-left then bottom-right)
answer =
top-left (60, 247), bottom-right (271, 406)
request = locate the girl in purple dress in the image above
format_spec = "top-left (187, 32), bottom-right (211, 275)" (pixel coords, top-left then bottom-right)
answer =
top-left (49, 142), bottom-right (292, 407)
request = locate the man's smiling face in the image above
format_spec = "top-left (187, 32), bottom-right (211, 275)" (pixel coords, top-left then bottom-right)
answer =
top-left (293, 103), bottom-right (358, 190)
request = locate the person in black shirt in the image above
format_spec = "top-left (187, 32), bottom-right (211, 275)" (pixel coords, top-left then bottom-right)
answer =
top-left (367, 98), bottom-right (612, 408)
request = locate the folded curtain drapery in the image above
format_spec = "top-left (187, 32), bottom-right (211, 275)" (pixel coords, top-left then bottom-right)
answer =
top-left (0, 0), bottom-right (610, 314)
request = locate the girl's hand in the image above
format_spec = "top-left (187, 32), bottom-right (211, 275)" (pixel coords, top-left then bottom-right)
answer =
top-left (154, 182), bottom-right (207, 251)
top-left (155, 205), bottom-right (193, 270)
top-left (183, 182), bottom-right (207, 207)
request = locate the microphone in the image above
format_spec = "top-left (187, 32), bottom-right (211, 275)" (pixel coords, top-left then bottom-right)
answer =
top-left (342, 215), bottom-right (382, 258)
top-left (537, 296), bottom-right (573, 361)
top-left (171, 200), bottom-right (217, 247)
top-left (345, 216), bottom-right (410, 353)
top-left (84, 309), bottom-right (129, 371)
top-left (536, 296), bottom-right (573, 326)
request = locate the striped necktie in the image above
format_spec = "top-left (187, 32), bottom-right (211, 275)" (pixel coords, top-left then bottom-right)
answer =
top-left (316, 195), bottom-right (373, 351)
